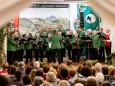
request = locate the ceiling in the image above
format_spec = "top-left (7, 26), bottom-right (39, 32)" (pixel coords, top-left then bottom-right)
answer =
top-left (34, 0), bottom-right (86, 3)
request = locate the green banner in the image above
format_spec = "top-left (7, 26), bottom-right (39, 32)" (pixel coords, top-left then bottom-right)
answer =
top-left (84, 6), bottom-right (99, 30)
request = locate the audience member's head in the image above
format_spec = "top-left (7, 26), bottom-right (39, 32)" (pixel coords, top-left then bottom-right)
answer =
top-left (36, 68), bottom-right (43, 77)
top-left (13, 61), bottom-right (19, 67)
top-left (86, 76), bottom-right (99, 86)
top-left (85, 60), bottom-right (93, 68)
top-left (22, 75), bottom-right (31, 85)
top-left (41, 81), bottom-right (53, 86)
top-left (101, 81), bottom-right (111, 86)
top-left (49, 68), bottom-right (58, 76)
top-left (29, 69), bottom-right (37, 82)
top-left (80, 66), bottom-right (91, 77)
top-left (52, 63), bottom-right (59, 70)
top-left (95, 63), bottom-right (102, 72)
top-left (34, 76), bottom-right (44, 86)
top-left (15, 70), bottom-right (21, 80)
top-left (74, 78), bottom-right (84, 85)
top-left (46, 72), bottom-right (56, 82)
top-left (43, 65), bottom-right (50, 73)
top-left (18, 61), bottom-right (25, 69)
top-left (95, 73), bottom-right (104, 84)
top-left (58, 80), bottom-right (70, 86)
top-left (60, 67), bottom-right (68, 79)
top-left (77, 64), bottom-right (83, 74)
top-left (69, 68), bottom-right (76, 78)
top-left (102, 65), bottom-right (108, 75)
top-left (67, 60), bottom-right (73, 66)
top-left (0, 75), bottom-right (8, 86)
top-left (2, 62), bottom-right (9, 70)
top-left (74, 83), bottom-right (84, 86)
top-left (108, 66), bottom-right (115, 77)
top-left (8, 65), bottom-right (16, 75)
top-left (90, 66), bottom-right (96, 76)
top-left (33, 61), bottom-right (40, 69)
top-left (25, 66), bottom-right (33, 75)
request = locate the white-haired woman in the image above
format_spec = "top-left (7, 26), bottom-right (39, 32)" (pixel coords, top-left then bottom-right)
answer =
top-left (46, 72), bottom-right (60, 86)
top-left (95, 73), bottom-right (104, 85)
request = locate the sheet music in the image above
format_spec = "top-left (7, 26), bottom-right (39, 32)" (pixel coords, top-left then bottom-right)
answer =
top-left (48, 42), bottom-right (52, 48)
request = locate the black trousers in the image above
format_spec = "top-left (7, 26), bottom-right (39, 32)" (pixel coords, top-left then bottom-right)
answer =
top-left (61, 48), bottom-right (65, 57)
top-left (86, 48), bottom-right (93, 60)
top-left (14, 50), bottom-right (19, 61)
top-left (26, 49), bottom-right (32, 63)
top-left (67, 48), bottom-right (72, 60)
top-left (72, 49), bottom-right (80, 62)
top-left (15, 50), bottom-right (24, 61)
top-left (35, 49), bottom-right (44, 62)
top-left (92, 48), bottom-right (99, 60)
top-left (46, 50), bottom-right (52, 62)
top-left (105, 46), bottom-right (111, 56)
top-left (35, 49), bottom-right (39, 61)
top-left (7, 51), bottom-right (15, 64)
top-left (52, 49), bottom-right (61, 63)
top-left (99, 47), bottom-right (105, 62)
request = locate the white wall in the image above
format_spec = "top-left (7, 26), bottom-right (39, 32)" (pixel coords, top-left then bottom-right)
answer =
top-left (69, 3), bottom-right (77, 34)
top-left (100, 20), bottom-right (115, 53)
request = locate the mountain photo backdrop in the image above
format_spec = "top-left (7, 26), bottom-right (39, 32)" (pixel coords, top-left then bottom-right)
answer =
top-left (19, 5), bottom-right (70, 34)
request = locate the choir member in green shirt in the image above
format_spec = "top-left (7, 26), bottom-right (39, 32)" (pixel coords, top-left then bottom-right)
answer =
top-left (44, 33), bottom-right (52, 62)
top-left (92, 30), bottom-right (101, 61)
top-left (7, 31), bottom-right (19, 64)
top-left (98, 28), bottom-right (106, 62)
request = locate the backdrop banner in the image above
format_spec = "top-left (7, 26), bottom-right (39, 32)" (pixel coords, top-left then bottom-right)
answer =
top-left (84, 6), bottom-right (100, 30)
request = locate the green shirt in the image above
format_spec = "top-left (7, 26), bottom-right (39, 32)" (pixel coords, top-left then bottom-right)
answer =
top-left (7, 36), bottom-right (18, 51)
top-left (92, 34), bottom-right (101, 48)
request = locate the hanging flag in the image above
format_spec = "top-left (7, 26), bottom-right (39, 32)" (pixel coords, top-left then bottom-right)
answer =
top-left (84, 6), bottom-right (100, 30)
top-left (13, 15), bottom-right (19, 29)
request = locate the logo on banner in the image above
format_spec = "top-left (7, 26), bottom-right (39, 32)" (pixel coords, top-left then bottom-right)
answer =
top-left (86, 14), bottom-right (96, 24)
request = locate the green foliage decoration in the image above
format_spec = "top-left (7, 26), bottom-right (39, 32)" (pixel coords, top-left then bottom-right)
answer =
top-left (0, 24), bottom-right (9, 65)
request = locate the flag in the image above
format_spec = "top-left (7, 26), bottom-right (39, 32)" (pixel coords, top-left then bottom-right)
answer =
top-left (84, 6), bottom-right (100, 30)
top-left (13, 14), bottom-right (19, 29)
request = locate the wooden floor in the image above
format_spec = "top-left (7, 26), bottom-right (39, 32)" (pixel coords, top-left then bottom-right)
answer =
top-left (25, 56), bottom-right (85, 66)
